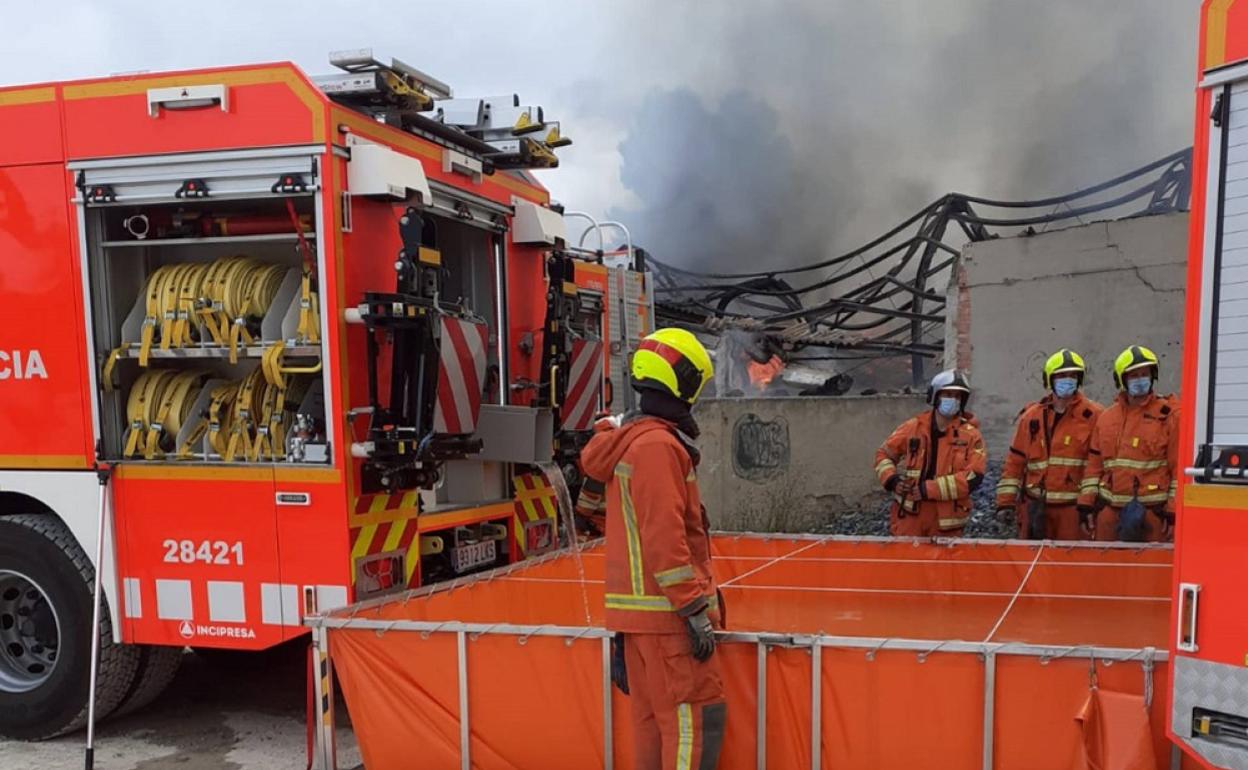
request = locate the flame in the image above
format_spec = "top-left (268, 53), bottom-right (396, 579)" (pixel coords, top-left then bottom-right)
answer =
top-left (748, 356), bottom-right (785, 388)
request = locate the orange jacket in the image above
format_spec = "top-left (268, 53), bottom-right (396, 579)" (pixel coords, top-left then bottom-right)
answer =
top-left (1078, 392), bottom-right (1180, 515)
top-left (996, 392), bottom-right (1104, 508)
top-left (581, 415), bottom-right (719, 634)
top-left (874, 409), bottom-right (987, 531)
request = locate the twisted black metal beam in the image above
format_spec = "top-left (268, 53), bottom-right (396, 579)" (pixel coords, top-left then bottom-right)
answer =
top-left (652, 148), bottom-right (1192, 373)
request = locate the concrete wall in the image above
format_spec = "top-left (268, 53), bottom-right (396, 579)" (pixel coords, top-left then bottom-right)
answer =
top-left (694, 394), bottom-right (927, 531)
top-left (946, 212), bottom-right (1188, 451)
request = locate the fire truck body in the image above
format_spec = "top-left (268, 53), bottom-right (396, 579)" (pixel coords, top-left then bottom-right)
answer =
top-left (0, 54), bottom-right (648, 736)
top-left (1174, 3), bottom-right (1248, 767)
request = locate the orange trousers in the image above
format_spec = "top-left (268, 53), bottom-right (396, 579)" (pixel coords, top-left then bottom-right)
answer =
top-left (1017, 503), bottom-right (1088, 540)
top-left (623, 632), bottom-right (726, 770)
top-left (1094, 506), bottom-right (1172, 543)
top-left (889, 504), bottom-right (964, 538)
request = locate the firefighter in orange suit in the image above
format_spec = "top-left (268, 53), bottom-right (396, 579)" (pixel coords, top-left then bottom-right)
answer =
top-left (995, 349), bottom-right (1104, 540)
top-left (580, 327), bottom-right (724, 770)
top-left (874, 370), bottom-right (987, 537)
top-left (1077, 346), bottom-right (1180, 542)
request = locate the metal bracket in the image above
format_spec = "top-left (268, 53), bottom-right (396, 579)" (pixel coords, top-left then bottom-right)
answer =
top-left (175, 178), bottom-right (210, 199)
top-left (272, 173), bottom-right (309, 194)
top-left (84, 184), bottom-right (116, 204)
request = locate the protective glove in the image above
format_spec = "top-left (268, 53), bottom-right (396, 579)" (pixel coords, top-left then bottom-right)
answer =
top-left (716, 588), bottom-right (728, 629)
top-left (895, 477), bottom-right (916, 499)
top-left (1077, 506), bottom-right (1096, 537)
top-left (610, 633), bottom-right (629, 695)
top-left (684, 608), bottom-right (716, 662)
top-left (884, 475), bottom-right (901, 493)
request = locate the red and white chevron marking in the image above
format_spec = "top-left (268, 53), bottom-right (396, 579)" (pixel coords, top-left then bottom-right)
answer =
top-left (433, 317), bottom-right (489, 435)
top-left (562, 338), bottom-right (604, 431)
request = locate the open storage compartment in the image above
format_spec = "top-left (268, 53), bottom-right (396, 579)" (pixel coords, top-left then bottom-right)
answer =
top-left (74, 146), bottom-right (331, 465)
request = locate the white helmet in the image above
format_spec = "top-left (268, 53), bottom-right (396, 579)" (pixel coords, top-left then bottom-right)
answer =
top-left (926, 369), bottom-right (971, 405)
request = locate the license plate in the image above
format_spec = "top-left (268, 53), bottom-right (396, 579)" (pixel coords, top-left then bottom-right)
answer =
top-left (450, 540), bottom-right (497, 573)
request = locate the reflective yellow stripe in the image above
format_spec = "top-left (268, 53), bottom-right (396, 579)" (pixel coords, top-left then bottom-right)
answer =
top-left (1104, 458), bottom-right (1167, 471)
top-left (938, 475), bottom-right (956, 501)
top-left (875, 459), bottom-right (896, 476)
top-left (905, 469), bottom-right (921, 478)
top-left (604, 593), bottom-right (674, 611)
top-left (1027, 457), bottom-right (1086, 471)
top-left (1044, 491), bottom-right (1080, 502)
top-left (655, 564), bottom-right (695, 588)
top-left (1079, 477), bottom-right (1101, 491)
top-left (676, 703), bottom-right (694, 770)
top-left (1100, 490), bottom-right (1170, 506)
top-left (616, 464), bottom-right (645, 596)
top-left (1048, 457), bottom-right (1086, 467)
top-left (938, 516), bottom-right (968, 529)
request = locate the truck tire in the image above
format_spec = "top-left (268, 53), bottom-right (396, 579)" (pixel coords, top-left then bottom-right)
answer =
top-left (110, 645), bottom-right (183, 718)
top-left (0, 514), bottom-right (140, 739)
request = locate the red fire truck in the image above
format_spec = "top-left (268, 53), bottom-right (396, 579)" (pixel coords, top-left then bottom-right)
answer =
top-left (1173, 2), bottom-right (1248, 767)
top-left (0, 50), bottom-right (651, 738)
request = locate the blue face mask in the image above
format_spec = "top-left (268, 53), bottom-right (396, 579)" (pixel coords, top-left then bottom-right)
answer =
top-left (1052, 378), bottom-right (1078, 398)
top-left (1126, 376), bottom-right (1152, 397)
top-left (936, 396), bottom-right (961, 417)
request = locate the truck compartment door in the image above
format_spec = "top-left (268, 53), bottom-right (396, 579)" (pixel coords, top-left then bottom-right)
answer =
top-left (0, 163), bottom-right (93, 469)
top-left (112, 468), bottom-right (282, 650)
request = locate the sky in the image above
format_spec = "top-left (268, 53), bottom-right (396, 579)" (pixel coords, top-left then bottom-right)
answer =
top-left (0, 0), bottom-right (1203, 272)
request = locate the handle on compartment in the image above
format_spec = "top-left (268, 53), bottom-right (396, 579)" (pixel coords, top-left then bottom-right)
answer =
top-left (147, 84), bottom-right (229, 117)
top-left (275, 491), bottom-right (311, 507)
top-left (1177, 582), bottom-right (1201, 653)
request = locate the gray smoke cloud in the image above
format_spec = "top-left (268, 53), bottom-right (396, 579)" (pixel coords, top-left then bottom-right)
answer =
top-left (597, 0), bottom-right (1199, 273)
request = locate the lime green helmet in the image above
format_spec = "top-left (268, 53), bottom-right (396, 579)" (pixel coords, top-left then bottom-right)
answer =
top-left (1042, 348), bottom-right (1086, 389)
top-left (1113, 345), bottom-right (1159, 390)
top-left (630, 328), bottom-right (714, 404)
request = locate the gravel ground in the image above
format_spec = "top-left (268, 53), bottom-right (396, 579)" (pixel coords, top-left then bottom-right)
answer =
top-left (0, 645), bottom-right (360, 770)
top-left (822, 460), bottom-right (1017, 538)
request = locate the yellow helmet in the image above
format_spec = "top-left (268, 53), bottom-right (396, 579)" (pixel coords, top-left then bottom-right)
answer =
top-left (1042, 348), bottom-right (1086, 389)
top-left (1112, 345), bottom-right (1159, 389)
top-left (631, 328), bottom-right (714, 404)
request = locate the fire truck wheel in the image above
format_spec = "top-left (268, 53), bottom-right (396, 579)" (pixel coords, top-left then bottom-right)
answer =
top-left (110, 645), bottom-right (184, 718)
top-left (0, 514), bottom-right (140, 739)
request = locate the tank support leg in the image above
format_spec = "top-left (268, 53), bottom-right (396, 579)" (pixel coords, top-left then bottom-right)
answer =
top-left (310, 626), bottom-right (337, 770)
